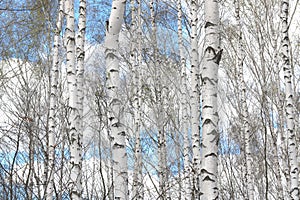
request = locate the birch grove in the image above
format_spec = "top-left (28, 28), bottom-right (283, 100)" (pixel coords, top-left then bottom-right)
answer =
top-left (0, 0), bottom-right (299, 199)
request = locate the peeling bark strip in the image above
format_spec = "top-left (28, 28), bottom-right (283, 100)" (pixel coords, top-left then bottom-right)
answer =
top-left (105, 0), bottom-right (128, 199)
top-left (280, 0), bottom-right (299, 199)
top-left (201, 0), bottom-right (221, 199)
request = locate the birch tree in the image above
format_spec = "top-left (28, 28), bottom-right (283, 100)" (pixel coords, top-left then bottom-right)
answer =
top-left (132, 0), bottom-right (143, 198)
top-left (177, 0), bottom-right (191, 199)
top-left (201, 0), bottom-right (222, 199)
top-left (65, 0), bottom-right (82, 198)
top-left (234, 0), bottom-right (254, 199)
top-left (105, 0), bottom-right (128, 199)
top-left (46, 0), bottom-right (64, 199)
top-left (74, 0), bottom-right (86, 197)
top-left (238, 0), bottom-right (288, 198)
top-left (281, 0), bottom-right (299, 199)
top-left (190, 0), bottom-right (201, 198)
top-left (76, 0), bottom-right (86, 146)
top-left (148, 0), bottom-right (168, 199)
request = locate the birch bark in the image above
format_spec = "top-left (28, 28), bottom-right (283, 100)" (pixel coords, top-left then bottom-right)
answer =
top-left (46, 0), bottom-right (64, 199)
top-left (65, 0), bottom-right (82, 198)
top-left (281, 1), bottom-right (299, 199)
top-left (76, 0), bottom-right (86, 145)
top-left (277, 79), bottom-right (290, 198)
top-left (72, 0), bottom-right (86, 197)
top-left (105, 0), bottom-right (128, 199)
top-left (201, 0), bottom-right (221, 199)
top-left (177, 0), bottom-right (191, 199)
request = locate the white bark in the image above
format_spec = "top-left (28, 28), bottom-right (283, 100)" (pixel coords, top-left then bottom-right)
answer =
top-left (46, 0), bottom-right (64, 199)
top-left (76, 0), bottom-right (86, 137)
top-left (281, 1), bottom-right (299, 199)
top-left (277, 83), bottom-right (290, 199)
top-left (105, 0), bottom-right (128, 199)
top-left (190, 0), bottom-right (201, 198)
top-left (201, 0), bottom-right (221, 199)
top-left (177, 0), bottom-right (191, 199)
top-left (73, 0), bottom-right (86, 197)
top-left (234, 1), bottom-right (254, 199)
top-left (65, 0), bottom-right (81, 198)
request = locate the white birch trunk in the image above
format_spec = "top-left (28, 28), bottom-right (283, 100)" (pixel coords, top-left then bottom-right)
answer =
top-left (234, 1), bottom-right (254, 199)
top-left (177, 0), bottom-right (191, 199)
top-left (190, 0), bottom-right (201, 198)
top-left (65, 0), bottom-right (81, 198)
top-left (76, 0), bottom-right (86, 140)
top-left (201, 0), bottom-right (221, 199)
top-left (132, 0), bottom-right (143, 198)
top-left (46, 0), bottom-right (64, 199)
top-left (277, 84), bottom-right (290, 198)
top-left (73, 0), bottom-right (86, 197)
top-left (281, 1), bottom-right (299, 199)
top-left (105, 1), bottom-right (128, 199)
